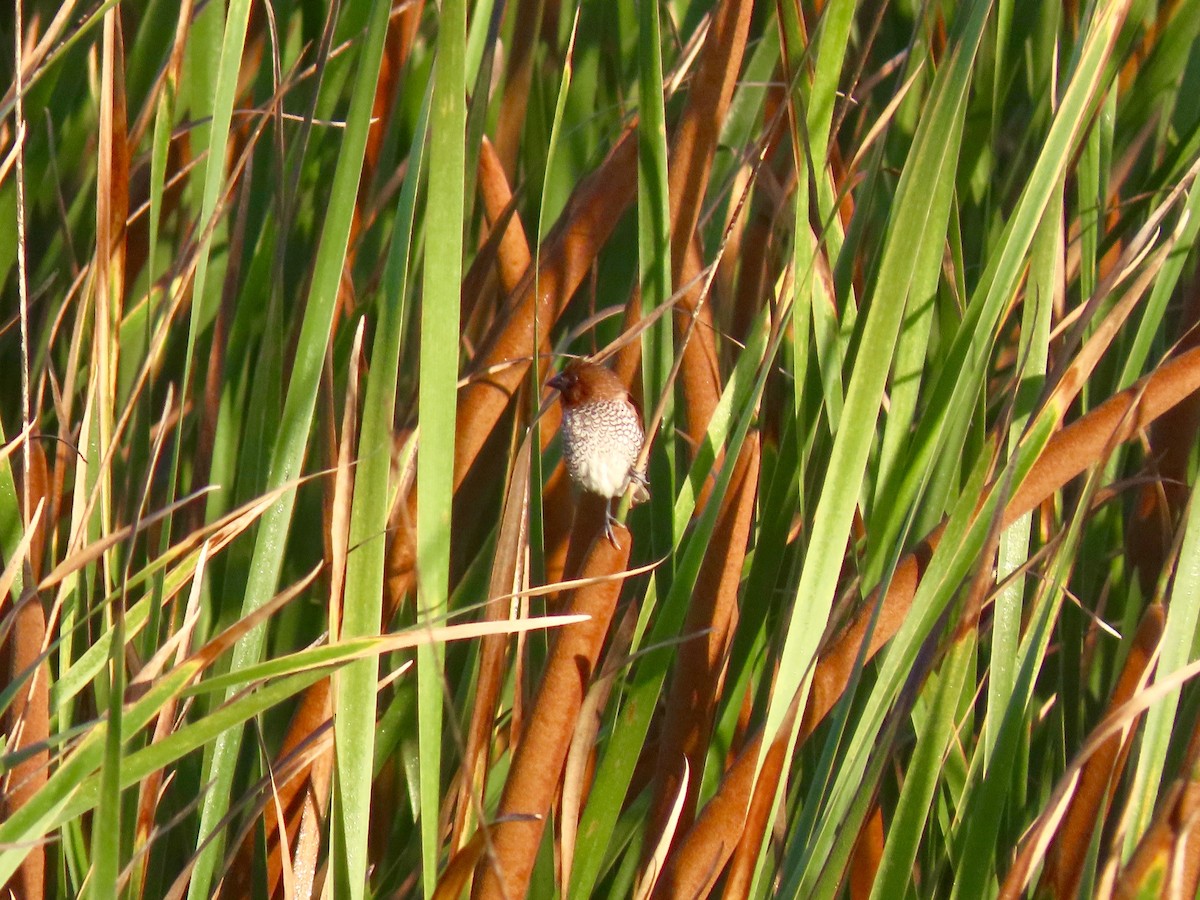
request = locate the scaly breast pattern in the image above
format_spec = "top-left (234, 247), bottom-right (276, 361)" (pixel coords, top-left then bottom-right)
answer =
top-left (560, 399), bottom-right (644, 499)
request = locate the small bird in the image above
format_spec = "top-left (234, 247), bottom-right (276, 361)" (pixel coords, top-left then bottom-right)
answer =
top-left (548, 362), bottom-right (649, 545)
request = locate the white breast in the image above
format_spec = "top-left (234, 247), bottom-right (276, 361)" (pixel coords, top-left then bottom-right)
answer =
top-left (560, 400), bottom-right (643, 498)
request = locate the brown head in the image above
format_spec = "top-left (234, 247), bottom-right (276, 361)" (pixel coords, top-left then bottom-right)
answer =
top-left (547, 362), bottom-right (629, 408)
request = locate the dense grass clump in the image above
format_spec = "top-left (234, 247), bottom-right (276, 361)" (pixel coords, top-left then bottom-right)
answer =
top-left (3, 0), bottom-right (1200, 897)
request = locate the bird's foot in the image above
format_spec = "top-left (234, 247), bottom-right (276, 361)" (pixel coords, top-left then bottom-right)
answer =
top-left (604, 505), bottom-right (620, 548)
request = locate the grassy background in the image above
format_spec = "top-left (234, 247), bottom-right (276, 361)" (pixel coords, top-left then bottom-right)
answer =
top-left (3, 0), bottom-right (1200, 896)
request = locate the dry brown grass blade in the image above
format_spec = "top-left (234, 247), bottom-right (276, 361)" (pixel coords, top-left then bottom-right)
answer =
top-left (560, 663), bottom-right (620, 892)
top-left (384, 124), bottom-right (639, 613)
top-left (1047, 155), bottom-right (1199, 406)
top-left (263, 746), bottom-right (298, 900)
top-left (0, 501), bottom-right (48, 900)
top-left (0, 1), bottom-right (80, 120)
top-left (653, 695), bottom-right (799, 900)
top-left (473, 554), bottom-right (666, 610)
top-left (471, 529), bottom-right (635, 899)
top-left (999, 655), bottom-right (1200, 899)
top-left (1110, 764), bottom-right (1200, 900)
top-left (290, 734), bottom-right (333, 900)
top-left (492, 0), bottom-right (543, 179)
top-left (133, 478), bottom-right (311, 610)
top-left (127, 0), bottom-right (194, 148)
top-left (646, 434), bottom-right (760, 845)
top-left (478, 135), bottom-right (532, 296)
top-left (223, 680), bottom-right (333, 900)
top-left (1032, 602), bottom-right (1164, 898)
top-left (148, 481), bottom-right (339, 895)
top-left (66, 57), bottom-right (298, 556)
top-left (123, 0), bottom-right (193, 288)
top-left (330, 320), bottom-right (366, 641)
top-left (188, 566), bottom-right (323, 674)
top-left (37, 487), bottom-right (214, 594)
top-left (0, 501), bottom-right (42, 620)
top-left (636, 758), bottom-right (691, 900)
top-left (97, 6), bottom-right (129, 325)
top-left (130, 542), bottom-right (210, 899)
top-left (0, 125), bottom-right (23, 187)
top-left (1133, 726), bottom-right (1200, 897)
top-left (189, 707), bottom-right (338, 900)
top-left (1128, 264), bottom-right (1200, 593)
top-left (849, 804), bottom-right (886, 900)
top-left (452, 436), bottom-right (533, 851)
top-left (667, 0), bottom-right (754, 457)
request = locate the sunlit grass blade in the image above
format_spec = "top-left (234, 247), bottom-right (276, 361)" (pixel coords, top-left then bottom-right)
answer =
top-left (760, 0), bottom-right (991, 791)
top-left (412, 0), bottom-right (467, 893)
top-left (333, 60), bottom-right (432, 900)
top-left (186, 1), bottom-right (393, 894)
top-left (8, 0), bottom-right (1200, 893)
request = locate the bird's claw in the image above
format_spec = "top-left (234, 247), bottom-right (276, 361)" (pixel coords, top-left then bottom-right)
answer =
top-left (604, 505), bottom-right (620, 547)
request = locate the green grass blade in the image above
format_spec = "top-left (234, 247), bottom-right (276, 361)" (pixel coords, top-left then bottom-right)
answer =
top-left (332, 64), bottom-right (432, 900)
top-left (413, 0), bottom-right (466, 893)
top-left (637, 0), bottom-right (676, 552)
top-left (186, 2), bottom-right (393, 894)
top-left (761, 0), bottom-right (990, 771)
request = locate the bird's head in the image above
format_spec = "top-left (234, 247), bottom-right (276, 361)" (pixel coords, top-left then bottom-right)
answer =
top-left (547, 362), bottom-right (627, 408)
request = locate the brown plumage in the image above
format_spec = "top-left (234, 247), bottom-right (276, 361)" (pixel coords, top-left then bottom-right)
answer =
top-left (548, 362), bottom-right (649, 544)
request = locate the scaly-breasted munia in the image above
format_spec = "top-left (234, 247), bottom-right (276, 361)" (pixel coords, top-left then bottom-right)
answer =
top-left (548, 362), bottom-right (649, 544)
